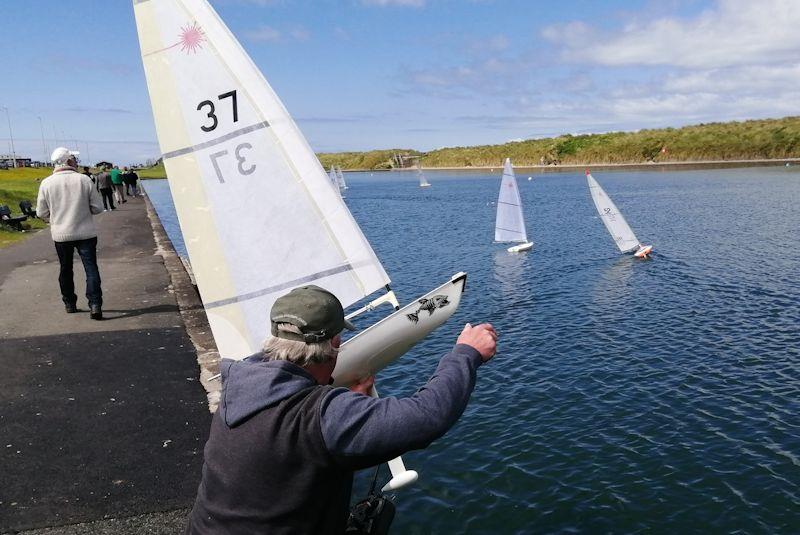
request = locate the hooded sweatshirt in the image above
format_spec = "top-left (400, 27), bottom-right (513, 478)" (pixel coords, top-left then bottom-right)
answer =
top-left (37, 166), bottom-right (104, 242)
top-left (187, 343), bottom-right (482, 534)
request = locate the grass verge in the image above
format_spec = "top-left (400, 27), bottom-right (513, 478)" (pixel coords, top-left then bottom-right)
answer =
top-left (0, 168), bottom-right (51, 248)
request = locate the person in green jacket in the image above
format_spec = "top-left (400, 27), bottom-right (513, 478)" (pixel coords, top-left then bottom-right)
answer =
top-left (110, 165), bottom-right (126, 205)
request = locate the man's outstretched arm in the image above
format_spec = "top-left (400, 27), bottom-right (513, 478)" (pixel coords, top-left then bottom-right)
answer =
top-left (320, 323), bottom-right (497, 469)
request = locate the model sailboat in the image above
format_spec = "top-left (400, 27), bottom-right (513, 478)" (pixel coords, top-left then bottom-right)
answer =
top-left (417, 164), bottom-right (431, 187)
top-left (133, 0), bottom-right (467, 492)
top-left (328, 165), bottom-right (343, 199)
top-left (335, 166), bottom-right (348, 191)
top-left (495, 158), bottom-right (532, 253)
top-left (586, 170), bottom-right (652, 258)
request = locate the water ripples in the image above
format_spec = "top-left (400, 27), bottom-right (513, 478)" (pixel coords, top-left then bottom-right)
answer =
top-left (147, 168), bottom-right (800, 533)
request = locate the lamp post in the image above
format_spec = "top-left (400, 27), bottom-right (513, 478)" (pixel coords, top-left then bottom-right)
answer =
top-left (1, 106), bottom-right (17, 168)
top-left (38, 116), bottom-right (48, 164)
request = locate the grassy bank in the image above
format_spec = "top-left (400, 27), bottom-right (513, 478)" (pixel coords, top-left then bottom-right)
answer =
top-left (317, 116), bottom-right (800, 170)
top-left (137, 162), bottom-right (166, 179)
top-left (0, 168), bottom-right (50, 247)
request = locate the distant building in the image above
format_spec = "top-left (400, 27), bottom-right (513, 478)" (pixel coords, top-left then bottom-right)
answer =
top-left (0, 155), bottom-right (33, 167)
top-left (393, 153), bottom-right (421, 169)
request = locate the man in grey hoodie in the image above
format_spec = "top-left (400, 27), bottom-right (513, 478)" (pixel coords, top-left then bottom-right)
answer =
top-left (187, 285), bottom-right (497, 534)
top-left (37, 147), bottom-right (105, 319)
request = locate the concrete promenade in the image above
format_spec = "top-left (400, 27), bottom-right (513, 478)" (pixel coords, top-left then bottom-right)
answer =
top-left (0, 195), bottom-right (213, 534)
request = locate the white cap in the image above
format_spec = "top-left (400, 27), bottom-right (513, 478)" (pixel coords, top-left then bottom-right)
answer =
top-left (50, 147), bottom-right (80, 164)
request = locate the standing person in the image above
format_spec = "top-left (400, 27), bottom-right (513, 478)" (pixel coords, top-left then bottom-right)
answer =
top-left (82, 166), bottom-right (94, 184)
top-left (129, 167), bottom-right (141, 197)
top-left (123, 167), bottom-right (135, 196)
top-left (187, 285), bottom-right (498, 534)
top-left (36, 147), bottom-right (105, 320)
top-left (110, 165), bottom-right (126, 205)
top-left (95, 166), bottom-right (115, 211)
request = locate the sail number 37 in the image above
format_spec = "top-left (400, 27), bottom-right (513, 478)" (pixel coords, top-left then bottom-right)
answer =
top-left (197, 90), bottom-right (255, 183)
top-left (197, 90), bottom-right (238, 132)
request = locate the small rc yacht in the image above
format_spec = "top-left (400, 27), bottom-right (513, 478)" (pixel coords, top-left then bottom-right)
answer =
top-left (495, 158), bottom-right (533, 253)
top-left (417, 164), bottom-right (431, 187)
top-left (586, 170), bottom-right (652, 258)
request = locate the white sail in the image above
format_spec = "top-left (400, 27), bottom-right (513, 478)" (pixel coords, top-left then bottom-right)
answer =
top-left (336, 166), bottom-right (348, 190)
top-left (586, 172), bottom-right (639, 253)
top-left (416, 165), bottom-right (431, 187)
top-left (494, 158), bottom-right (528, 243)
top-left (133, 0), bottom-right (390, 359)
top-left (328, 165), bottom-right (342, 199)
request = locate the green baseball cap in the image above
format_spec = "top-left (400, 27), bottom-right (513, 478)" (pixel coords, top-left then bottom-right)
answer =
top-left (270, 285), bottom-right (356, 343)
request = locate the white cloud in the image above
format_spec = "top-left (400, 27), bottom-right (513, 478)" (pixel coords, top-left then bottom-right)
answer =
top-left (400, 54), bottom-right (536, 99)
top-left (244, 25), bottom-right (310, 43)
top-left (244, 25), bottom-right (282, 42)
top-left (663, 64), bottom-right (800, 94)
top-left (505, 84), bottom-right (800, 135)
top-left (543, 0), bottom-right (800, 69)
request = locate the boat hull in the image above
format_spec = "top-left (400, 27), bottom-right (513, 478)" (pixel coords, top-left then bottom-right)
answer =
top-left (634, 245), bottom-right (653, 258)
top-left (332, 272), bottom-right (467, 387)
top-left (507, 242), bottom-right (533, 253)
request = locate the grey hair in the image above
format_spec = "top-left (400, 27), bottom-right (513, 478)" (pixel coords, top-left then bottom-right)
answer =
top-left (262, 323), bottom-right (338, 367)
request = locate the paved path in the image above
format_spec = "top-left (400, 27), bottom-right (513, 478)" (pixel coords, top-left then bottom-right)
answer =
top-left (0, 196), bottom-right (211, 534)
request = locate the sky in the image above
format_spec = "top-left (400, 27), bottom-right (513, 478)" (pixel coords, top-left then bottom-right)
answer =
top-left (1, 0), bottom-right (799, 166)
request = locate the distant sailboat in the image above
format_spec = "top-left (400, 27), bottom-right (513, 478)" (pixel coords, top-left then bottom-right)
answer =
top-left (335, 166), bottom-right (348, 190)
top-left (416, 164), bottom-right (431, 188)
top-left (495, 158), bottom-right (533, 253)
top-left (328, 165), bottom-right (342, 199)
top-left (586, 170), bottom-right (652, 258)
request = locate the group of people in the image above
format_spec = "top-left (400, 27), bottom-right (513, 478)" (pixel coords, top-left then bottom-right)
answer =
top-left (35, 147), bottom-right (497, 535)
top-left (91, 165), bottom-right (141, 211)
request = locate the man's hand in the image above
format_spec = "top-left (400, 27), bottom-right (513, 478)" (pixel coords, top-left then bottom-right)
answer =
top-left (349, 375), bottom-right (375, 396)
top-left (456, 323), bottom-right (498, 362)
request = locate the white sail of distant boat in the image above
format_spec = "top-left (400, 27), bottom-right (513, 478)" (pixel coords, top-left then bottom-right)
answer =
top-left (328, 165), bottom-right (343, 199)
top-left (133, 0), bottom-right (467, 492)
top-left (586, 170), bottom-right (652, 258)
top-left (417, 164), bottom-right (431, 187)
top-left (494, 158), bottom-right (532, 253)
top-left (335, 166), bottom-right (348, 190)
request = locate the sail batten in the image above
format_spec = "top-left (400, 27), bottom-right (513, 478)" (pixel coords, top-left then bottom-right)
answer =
top-left (133, 0), bottom-right (390, 359)
top-left (162, 121), bottom-right (271, 159)
top-left (494, 158), bottom-right (528, 243)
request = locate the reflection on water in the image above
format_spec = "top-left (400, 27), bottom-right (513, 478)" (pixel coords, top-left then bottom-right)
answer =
top-left (591, 255), bottom-right (635, 307)
top-left (492, 248), bottom-right (529, 299)
top-left (146, 167), bottom-right (800, 534)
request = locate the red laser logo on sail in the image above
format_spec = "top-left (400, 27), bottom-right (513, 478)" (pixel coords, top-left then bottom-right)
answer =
top-left (179, 22), bottom-right (205, 54)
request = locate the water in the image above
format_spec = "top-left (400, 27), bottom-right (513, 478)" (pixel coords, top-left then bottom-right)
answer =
top-left (144, 167), bottom-right (800, 533)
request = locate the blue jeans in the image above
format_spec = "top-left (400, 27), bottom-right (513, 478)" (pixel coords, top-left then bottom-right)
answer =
top-left (54, 237), bottom-right (103, 307)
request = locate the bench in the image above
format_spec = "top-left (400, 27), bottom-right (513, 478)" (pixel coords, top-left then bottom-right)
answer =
top-left (0, 205), bottom-right (27, 231)
top-left (19, 200), bottom-right (37, 218)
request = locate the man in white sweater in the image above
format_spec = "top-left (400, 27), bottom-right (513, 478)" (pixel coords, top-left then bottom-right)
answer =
top-left (37, 147), bottom-right (105, 320)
